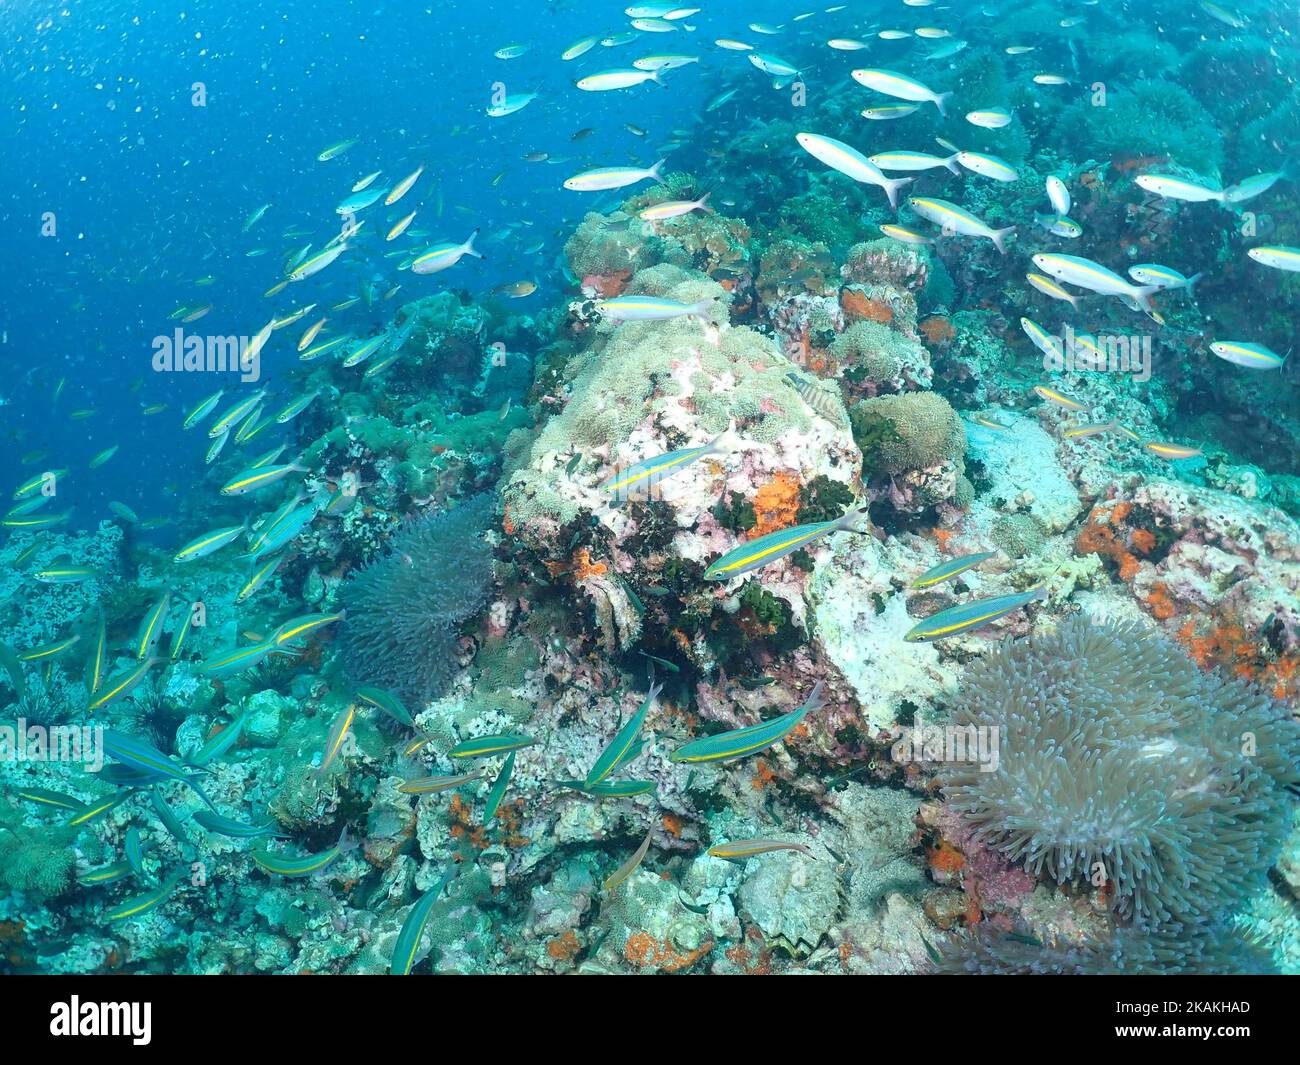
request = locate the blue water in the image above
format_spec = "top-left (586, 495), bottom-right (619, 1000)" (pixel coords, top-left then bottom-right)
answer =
top-left (2, 0), bottom-right (793, 522)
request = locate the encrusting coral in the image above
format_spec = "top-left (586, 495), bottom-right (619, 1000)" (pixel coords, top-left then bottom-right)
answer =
top-left (933, 921), bottom-right (1279, 975)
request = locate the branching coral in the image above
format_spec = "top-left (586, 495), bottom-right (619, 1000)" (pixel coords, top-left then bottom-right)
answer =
top-left (339, 493), bottom-right (497, 704)
top-left (942, 615), bottom-right (1300, 928)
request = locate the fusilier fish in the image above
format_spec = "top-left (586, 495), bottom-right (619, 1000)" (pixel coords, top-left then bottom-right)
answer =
top-left (594, 295), bottom-right (715, 323)
top-left (861, 105), bottom-right (920, 120)
top-left (603, 830), bottom-right (653, 891)
top-left (1128, 264), bottom-right (1202, 291)
top-left (966, 109), bottom-right (1012, 128)
top-left (1135, 173), bottom-right (1225, 204)
top-left (182, 389), bottom-right (224, 430)
top-left (317, 139), bottom-right (356, 162)
top-left (1032, 384), bottom-right (1087, 411)
top-left (576, 68), bottom-right (663, 91)
top-left (288, 244), bottom-right (348, 281)
top-left (639, 193), bottom-right (711, 220)
top-left (563, 160), bottom-right (664, 191)
top-left (705, 507), bottom-right (870, 580)
top-left (911, 551), bottom-right (997, 589)
top-left (252, 829), bottom-right (355, 877)
top-left (599, 424), bottom-right (732, 505)
top-left (909, 197), bottom-right (1015, 254)
top-left (448, 733), bottom-right (536, 758)
top-left (1223, 169), bottom-right (1287, 204)
top-left (486, 92), bottom-right (538, 117)
top-left (708, 839), bottom-right (816, 859)
top-left (175, 522), bottom-right (245, 563)
top-left (851, 68), bottom-right (953, 115)
top-left (1248, 245), bottom-right (1300, 272)
top-left (869, 150), bottom-right (960, 174)
top-left (796, 133), bottom-right (913, 207)
top-left (398, 770), bottom-right (485, 794)
top-left (1209, 341), bottom-right (1285, 370)
top-left (905, 586), bottom-right (1047, 641)
top-left (1031, 253), bottom-right (1160, 313)
top-left (748, 53), bottom-right (800, 78)
top-left (412, 230), bottom-right (483, 274)
top-left (390, 865), bottom-right (457, 975)
top-left (671, 682), bottom-right (825, 763)
top-left (105, 873), bottom-right (184, 922)
top-left (585, 681), bottom-right (662, 788)
top-left (1144, 440), bottom-right (1203, 459)
top-left (1027, 272), bottom-right (1081, 309)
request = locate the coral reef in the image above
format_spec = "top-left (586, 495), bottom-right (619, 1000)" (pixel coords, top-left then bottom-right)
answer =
top-left (4, 2), bottom-right (1299, 981)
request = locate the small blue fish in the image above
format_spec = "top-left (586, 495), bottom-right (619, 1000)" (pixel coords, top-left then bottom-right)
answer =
top-left (101, 730), bottom-right (220, 813)
top-left (391, 864), bottom-right (458, 975)
top-left (911, 551), bottom-right (997, 589)
top-left (904, 586), bottom-right (1047, 642)
top-left (483, 752), bottom-right (517, 825)
top-left (124, 826), bottom-right (145, 876)
top-left (600, 427), bottom-right (733, 507)
top-left (193, 810), bottom-right (288, 839)
top-left (705, 508), bottom-right (870, 581)
top-left (671, 682), bottom-right (825, 764)
top-left (104, 871), bottom-right (184, 922)
top-left (585, 681), bottom-right (662, 788)
top-left (356, 686), bottom-right (414, 727)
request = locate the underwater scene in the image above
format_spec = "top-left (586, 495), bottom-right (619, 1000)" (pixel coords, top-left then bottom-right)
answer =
top-left (1, 0), bottom-right (1298, 979)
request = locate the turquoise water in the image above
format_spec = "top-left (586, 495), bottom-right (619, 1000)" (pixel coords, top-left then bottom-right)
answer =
top-left (1, 0), bottom-right (1298, 975)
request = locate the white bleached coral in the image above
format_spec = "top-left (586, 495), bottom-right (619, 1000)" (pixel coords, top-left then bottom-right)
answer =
top-left (503, 270), bottom-right (861, 569)
top-left (811, 535), bottom-right (960, 732)
top-left (965, 412), bottom-right (1082, 534)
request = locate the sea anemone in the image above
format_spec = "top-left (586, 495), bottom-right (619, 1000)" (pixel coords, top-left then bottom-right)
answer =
top-left (942, 615), bottom-right (1300, 927)
top-left (339, 493), bottom-right (497, 706)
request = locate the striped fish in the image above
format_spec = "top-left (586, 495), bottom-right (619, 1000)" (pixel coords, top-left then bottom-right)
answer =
top-left (707, 839), bottom-right (816, 860)
top-left (784, 372), bottom-right (848, 429)
top-left (604, 829), bottom-right (654, 892)
top-left (252, 829), bottom-right (355, 877)
top-left (904, 586), bottom-right (1046, 642)
top-left (586, 681), bottom-right (662, 788)
top-left (391, 864), bottom-right (457, 975)
top-left (105, 872), bottom-right (184, 922)
top-left (670, 682), bottom-right (825, 763)
top-left (911, 551), bottom-right (997, 589)
top-left (599, 429), bottom-right (731, 507)
top-left (448, 733), bottom-right (536, 759)
top-left (704, 509), bottom-right (869, 581)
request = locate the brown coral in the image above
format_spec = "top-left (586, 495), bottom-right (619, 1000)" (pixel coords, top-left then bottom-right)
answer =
top-left (919, 315), bottom-right (955, 347)
top-left (751, 471), bottom-right (802, 537)
top-left (840, 287), bottom-right (894, 324)
top-left (623, 932), bottom-right (714, 972)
